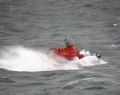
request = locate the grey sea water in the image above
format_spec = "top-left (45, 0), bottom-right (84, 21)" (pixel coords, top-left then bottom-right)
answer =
top-left (0, 0), bottom-right (120, 95)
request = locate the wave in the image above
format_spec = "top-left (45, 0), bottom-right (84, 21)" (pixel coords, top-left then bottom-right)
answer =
top-left (0, 46), bottom-right (107, 72)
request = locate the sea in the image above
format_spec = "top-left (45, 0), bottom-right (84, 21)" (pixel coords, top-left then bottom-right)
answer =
top-left (0, 0), bottom-right (120, 95)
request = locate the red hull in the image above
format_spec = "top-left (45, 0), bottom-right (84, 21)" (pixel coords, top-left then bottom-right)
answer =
top-left (48, 45), bottom-right (84, 60)
top-left (48, 39), bottom-right (101, 60)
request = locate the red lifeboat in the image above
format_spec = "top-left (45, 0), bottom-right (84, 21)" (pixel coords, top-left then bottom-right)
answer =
top-left (48, 39), bottom-right (84, 60)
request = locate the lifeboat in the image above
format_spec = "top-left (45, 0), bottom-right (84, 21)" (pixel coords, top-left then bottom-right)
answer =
top-left (48, 39), bottom-right (101, 60)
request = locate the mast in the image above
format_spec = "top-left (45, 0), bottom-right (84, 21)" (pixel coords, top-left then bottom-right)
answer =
top-left (64, 38), bottom-right (70, 47)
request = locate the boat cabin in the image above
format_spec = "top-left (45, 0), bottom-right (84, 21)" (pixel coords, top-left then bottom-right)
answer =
top-left (48, 39), bottom-right (84, 60)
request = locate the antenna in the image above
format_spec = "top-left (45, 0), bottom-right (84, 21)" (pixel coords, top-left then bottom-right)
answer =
top-left (64, 36), bottom-right (70, 47)
top-left (64, 36), bottom-right (67, 45)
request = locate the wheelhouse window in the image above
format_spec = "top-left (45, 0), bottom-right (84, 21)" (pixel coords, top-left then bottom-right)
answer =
top-left (69, 51), bottom-right (78, 54)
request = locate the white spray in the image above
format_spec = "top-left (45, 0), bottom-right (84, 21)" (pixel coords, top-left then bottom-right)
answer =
top-left (0, 46), bottom-right (107, 72)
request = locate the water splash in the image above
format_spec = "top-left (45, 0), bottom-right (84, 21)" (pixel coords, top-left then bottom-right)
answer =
top-left (0, 46), bottom-right (107, 72)
top-left (109, 44), bottom-right (120, 48)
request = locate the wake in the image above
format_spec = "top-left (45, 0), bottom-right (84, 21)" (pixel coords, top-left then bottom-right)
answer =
top-left (0, 46), bottom-right (107, 72)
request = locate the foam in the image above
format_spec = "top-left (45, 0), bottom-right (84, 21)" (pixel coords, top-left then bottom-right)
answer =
top-left (0, 46), bottom-right (107, 72)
